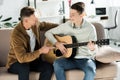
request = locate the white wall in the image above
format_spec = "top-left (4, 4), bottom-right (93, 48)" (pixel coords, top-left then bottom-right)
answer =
top-left (0, 0), bottom-right (120, 21)
top-left (109, 0), bottom-right (120, 7)
top-left (0, 0), bottom-right (120, 22)
top-left (0, 0), bottom-right (27, 22)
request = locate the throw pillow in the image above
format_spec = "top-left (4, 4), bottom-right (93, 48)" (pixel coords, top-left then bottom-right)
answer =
top-left (95, 45), bottom-right (120, 63)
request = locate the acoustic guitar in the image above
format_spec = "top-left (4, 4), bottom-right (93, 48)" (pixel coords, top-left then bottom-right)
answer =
top-left (43, 35), bottom-right (109, 63)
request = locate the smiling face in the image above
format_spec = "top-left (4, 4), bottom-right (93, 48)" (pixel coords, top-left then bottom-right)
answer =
top-left (26, 14), bottom-right (37, 26)
top-left (70, 9), bottom-right (85, 25)
top-left (70, 9), bottom-right (81, 23)
top-left (22, 12), bottom-right (38, 29)
top-left (20, 7), bottom-right (39, 29)
top-left (70, 2), bottom-right (85, 25)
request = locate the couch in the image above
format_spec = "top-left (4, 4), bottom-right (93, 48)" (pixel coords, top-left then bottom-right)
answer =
top-left (0, 23), bottom-right (119, 80)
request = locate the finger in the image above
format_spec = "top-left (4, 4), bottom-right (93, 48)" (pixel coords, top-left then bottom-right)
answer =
top-left (61, 48), bottom-right (67, 54)
top-left (64, 48), bottom-right (67, 53)
top-left (49, 47), bottom-right (55, 50)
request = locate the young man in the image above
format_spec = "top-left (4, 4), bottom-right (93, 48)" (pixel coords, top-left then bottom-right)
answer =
top-left (45, 2), bottom-right (97, 80)
top-left (6, 6), bottom-right (58, 80)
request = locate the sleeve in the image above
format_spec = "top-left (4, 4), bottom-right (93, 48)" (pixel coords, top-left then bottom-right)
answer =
top-left (39, 22), bottom-right (58, 31)
top-left (45, 23), bottom-right (66, 45)
top-left (88, 24), bottom-right (97, 41)
top-left (88, 24), bottom-right (98, 56)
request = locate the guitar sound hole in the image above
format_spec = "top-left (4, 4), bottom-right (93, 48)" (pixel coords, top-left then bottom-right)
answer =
top-left (54, 49), bottom-right (63, 57)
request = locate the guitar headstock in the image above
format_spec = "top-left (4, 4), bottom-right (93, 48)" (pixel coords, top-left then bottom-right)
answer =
top-left (96, 39), bottom-right (109, 46)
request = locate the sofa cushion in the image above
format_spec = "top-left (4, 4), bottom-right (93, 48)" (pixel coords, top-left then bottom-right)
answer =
top-left (95, 62), bottom-right (117, 78)
top-left (95, 46), bottom-right (120, 63)
top-left (0, 29), bottom-right (13, 67)
top-left (0, 67), bottom-right (39, 80)
top-left (0, 62), bottom-right (118, 80)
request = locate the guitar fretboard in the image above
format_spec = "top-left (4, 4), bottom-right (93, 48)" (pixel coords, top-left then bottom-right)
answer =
top-left (64, 39), bottom-right (109, 48)
top-left (64, 42), bottom-right (88, 48)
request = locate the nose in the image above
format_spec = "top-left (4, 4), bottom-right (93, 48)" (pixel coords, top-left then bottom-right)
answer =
top-left (70, 15), bottom-right (72, 18)
top-left (69, 16), bottom-right (73, 21)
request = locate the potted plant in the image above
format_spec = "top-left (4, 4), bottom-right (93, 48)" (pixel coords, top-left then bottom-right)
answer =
top-left (0, 15), bottom-right (17, 28)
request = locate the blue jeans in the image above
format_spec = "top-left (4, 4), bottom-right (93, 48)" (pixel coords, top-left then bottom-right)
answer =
top-left (8, 58), bottom-right (53, 80)
top-left (53, 58), bottom-right (96, 80)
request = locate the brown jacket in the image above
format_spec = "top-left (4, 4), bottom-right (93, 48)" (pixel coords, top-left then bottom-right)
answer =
top-left (6, 21), bottom-right (58, 68)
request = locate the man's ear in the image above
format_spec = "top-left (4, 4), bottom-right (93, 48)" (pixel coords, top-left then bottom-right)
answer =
top-left (80, 12), bottom-right (86, 17)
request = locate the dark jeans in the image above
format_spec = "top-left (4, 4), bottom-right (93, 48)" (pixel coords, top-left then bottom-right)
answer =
top-left (8, 58), bottom-right (53, 80)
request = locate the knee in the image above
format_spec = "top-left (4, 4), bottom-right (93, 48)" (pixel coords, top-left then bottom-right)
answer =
top-left (46, 63), bottom-right (54, 72)
top-left (87, 65), bottom-right (96, 73)
top-left (19, 66), bottom-right (29, 74)
top-left (42, 62), bottom-right (54, 73)
top-left (17, 66), bottom-right (30, 77)
top-left (53, 60), bottom-right (59, 68)
top-left (53, 60), bottom-right (62, 70)
top-left (84, 63), bottom-right (96, 75)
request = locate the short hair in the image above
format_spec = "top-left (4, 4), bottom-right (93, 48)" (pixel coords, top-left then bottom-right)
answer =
top-left (71, 2), bottom-right (85, 14)
top-left (19, 6), bottom-right (35, 20)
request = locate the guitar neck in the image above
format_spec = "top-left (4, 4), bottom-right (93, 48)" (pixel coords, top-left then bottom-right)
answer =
top-left (54, 35), bottom-right (109, 48)
top-left (64, 38), bottom-right (109, 48)
top-left (64, 42), bottom-right (89, 48)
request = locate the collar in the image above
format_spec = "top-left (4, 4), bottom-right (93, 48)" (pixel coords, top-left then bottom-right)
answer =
top-left (72, 19), bottom-right (85, 29)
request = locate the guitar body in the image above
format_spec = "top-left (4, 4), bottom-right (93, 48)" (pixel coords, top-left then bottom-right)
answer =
top-left (43, 35), bottom-right (109, 63)
top-left (43, 35), bottom-right (77, 63)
